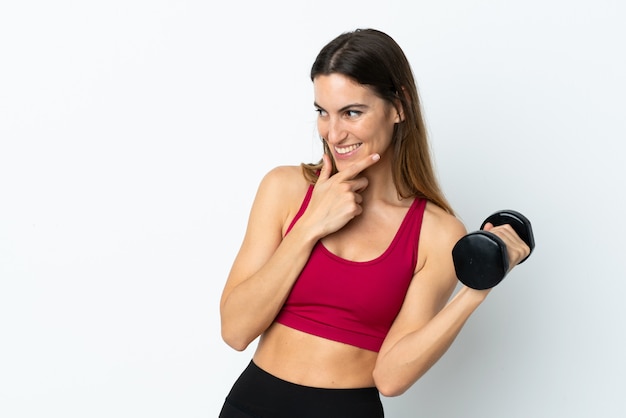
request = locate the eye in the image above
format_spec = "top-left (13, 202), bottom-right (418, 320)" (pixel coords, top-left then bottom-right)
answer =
top-left (345, 109), bottom-right (362, 118)
top-left (315, 107), bottom-right (328, 117)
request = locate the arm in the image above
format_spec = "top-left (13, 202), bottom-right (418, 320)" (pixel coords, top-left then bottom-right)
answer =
top-left (219, 166), bottom-right (319, 351)
top-left (373, 205), bottom-right (531, 397)
top-left (220, 154), bottom-right (381, 351)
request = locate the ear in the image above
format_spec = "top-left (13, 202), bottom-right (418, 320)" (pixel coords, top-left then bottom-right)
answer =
top-left (393, 100), bottom-right (405, 123)
top-left (393, 87), bottom-right (407, 123)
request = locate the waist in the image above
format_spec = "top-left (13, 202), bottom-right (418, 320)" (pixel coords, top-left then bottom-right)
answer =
top-left (254, 322), bottom-right (378, 389)
top-left (225, 360), bottom-right (383, 417)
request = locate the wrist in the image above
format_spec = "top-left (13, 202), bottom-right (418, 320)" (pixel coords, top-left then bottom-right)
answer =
top-left (287, 219), bottom-right (324, 248)
top-left (456, 284), bottom-right (490, 306)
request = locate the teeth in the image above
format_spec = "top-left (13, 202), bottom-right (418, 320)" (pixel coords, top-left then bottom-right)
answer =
top-left (335, 143), bottom-right (361, 154)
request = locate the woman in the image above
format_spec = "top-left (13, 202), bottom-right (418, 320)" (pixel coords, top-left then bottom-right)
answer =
top-left (219, 28), bottom-right (530, 417)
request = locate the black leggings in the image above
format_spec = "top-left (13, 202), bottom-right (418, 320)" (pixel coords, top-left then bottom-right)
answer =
top-left (219, 360), bottom-right (384, 418)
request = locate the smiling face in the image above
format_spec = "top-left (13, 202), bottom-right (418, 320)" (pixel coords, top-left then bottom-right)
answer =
top-left (313, 74), bottom-right (401, 171)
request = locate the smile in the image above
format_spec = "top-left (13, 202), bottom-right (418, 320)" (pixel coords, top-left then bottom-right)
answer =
top-left (335, 143), bottom-right (362, 155)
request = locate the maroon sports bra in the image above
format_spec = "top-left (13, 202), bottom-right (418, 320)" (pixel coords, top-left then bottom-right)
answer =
top-left (275, 185), bottom-right (427, 352)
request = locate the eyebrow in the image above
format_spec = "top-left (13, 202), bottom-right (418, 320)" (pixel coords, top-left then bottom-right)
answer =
top-left (313, 102), bottom-right (369, 113)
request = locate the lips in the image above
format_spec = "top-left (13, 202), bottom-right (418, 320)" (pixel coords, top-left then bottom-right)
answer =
top-left (335, 143), bottom-right (362, 155)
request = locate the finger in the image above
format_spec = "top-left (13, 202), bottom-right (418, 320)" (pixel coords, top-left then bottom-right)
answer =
top-left (492, 224), bottom-right (520, 243)
top-left (318, 153), bottom-right (332, 182)
top-left (336, 153), bottom-right (381, 181)
top-left (507, 242), bottom-right (531, 267)
top-left (490, 224), bottom-right (531, 265)
top-left (485, 223), bottom-right (519, 243)
top-left (349, 176), bottom-right (369, 193)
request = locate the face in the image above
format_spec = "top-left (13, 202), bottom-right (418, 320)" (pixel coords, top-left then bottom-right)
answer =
top-left (313, 74), bottom-right (401, 171)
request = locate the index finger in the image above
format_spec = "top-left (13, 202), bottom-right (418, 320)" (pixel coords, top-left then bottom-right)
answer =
top-left (335, 153), bottom-right (381, 180)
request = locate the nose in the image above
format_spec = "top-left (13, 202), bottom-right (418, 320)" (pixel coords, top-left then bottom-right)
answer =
top-left (323, 116), bottom-right (347, 145)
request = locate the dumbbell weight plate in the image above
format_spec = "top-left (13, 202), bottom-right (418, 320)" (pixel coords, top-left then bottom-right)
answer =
top-left (452, 231), bottom-right (509, 290)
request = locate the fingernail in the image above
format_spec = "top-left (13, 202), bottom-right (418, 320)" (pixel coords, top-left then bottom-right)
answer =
top-left (372, 154), bottom-right (380, 161)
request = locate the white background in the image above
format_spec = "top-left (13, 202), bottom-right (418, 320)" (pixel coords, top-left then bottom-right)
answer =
top-left (1, 1), bottom-right (625, 417)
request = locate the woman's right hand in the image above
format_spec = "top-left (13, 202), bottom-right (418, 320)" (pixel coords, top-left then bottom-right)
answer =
top-left (303, 153), bottom-right (381, 238)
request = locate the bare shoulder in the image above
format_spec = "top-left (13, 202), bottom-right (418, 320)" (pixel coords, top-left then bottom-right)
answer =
top-left (256, 165), bottom-right (312, 231)
top-left (258, 165), bottom-right (310, 203)
top-left (260, 165), bottom-right (308, 190)
top-left (420, 202), bottom-right (467, 261)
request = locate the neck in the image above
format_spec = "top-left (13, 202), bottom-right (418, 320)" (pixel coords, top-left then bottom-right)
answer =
top-left (360, 158), bottom-right (402, 204)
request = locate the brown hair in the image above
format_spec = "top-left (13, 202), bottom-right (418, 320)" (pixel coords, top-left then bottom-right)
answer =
top-left (302, 28), bottom-right (454, 215)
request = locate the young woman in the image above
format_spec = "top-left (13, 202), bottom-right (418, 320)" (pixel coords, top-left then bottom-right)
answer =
top-left (219, 28), bottom-right (530, 417)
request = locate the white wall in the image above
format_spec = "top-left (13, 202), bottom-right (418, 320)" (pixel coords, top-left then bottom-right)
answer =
top-left (1, 1), bottom-right (625, 417)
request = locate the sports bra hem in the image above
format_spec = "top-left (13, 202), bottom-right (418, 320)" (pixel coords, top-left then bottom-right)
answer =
top-left (276, 310), bottom-right (383, 352)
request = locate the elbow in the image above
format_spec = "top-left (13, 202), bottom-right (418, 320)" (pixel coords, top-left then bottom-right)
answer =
top-left (376, 382), bottom-right (408, 398)
top-left (372, 368), bottom-right (411, 398)
top-left (220, 308), bottom-right (256, 351)
top-left (222, 334), bottom-right (250, 352)
top-left (221, 325), bottom-right (252, 352)
top-left (223, 337), bottom-right (249, 352)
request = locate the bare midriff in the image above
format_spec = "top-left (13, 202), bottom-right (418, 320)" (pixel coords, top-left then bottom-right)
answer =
top-left (253, 322), bottom-right (379, 389)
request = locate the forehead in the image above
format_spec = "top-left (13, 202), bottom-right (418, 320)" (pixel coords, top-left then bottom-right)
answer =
top-left (313, 74), bottom-right (378, 107)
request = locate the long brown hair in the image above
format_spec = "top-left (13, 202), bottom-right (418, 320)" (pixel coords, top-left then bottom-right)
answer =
top-left (302, 28), bottom-right (454, 215)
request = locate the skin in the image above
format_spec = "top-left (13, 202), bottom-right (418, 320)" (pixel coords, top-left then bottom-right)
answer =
top-left (220, 74), bottom-right (531, 397)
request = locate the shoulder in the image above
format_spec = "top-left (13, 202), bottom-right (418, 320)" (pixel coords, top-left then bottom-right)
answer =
top-left (254, 165), bottom-right (312, 230)
top-left (422, 202), bottom-right (466, 238)
top-left (260, 165), bottom-right (307, 187)
top-left (420, 201), bottom-right (467, 264)
top-left (257, 165), bottom-right (311, 201)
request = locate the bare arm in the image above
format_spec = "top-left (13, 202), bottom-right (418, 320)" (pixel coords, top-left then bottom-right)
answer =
top-left (373, 206), bottom-right (531, 396)
top-left (220, 154), bottom-right (380, 351)
top-left (219, 166), bottom-right (317, 351)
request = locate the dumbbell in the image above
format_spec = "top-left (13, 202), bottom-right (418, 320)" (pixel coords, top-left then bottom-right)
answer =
top-left (452, 210), bottom-right (535, 290)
